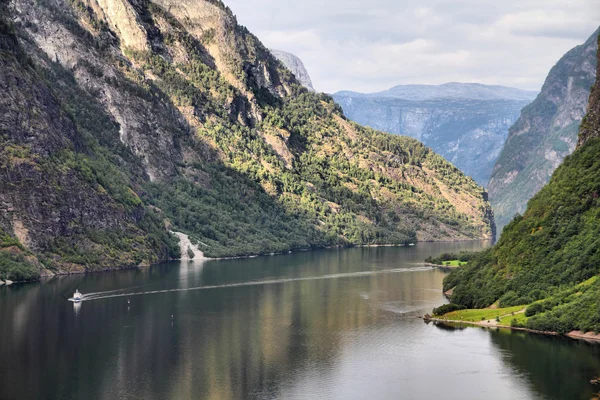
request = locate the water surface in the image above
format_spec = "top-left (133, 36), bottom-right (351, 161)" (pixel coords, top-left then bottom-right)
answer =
top-left (1, 241), bottom-right (599, 400)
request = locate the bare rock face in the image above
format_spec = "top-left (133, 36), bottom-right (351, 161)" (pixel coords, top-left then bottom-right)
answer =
top-left (93, 0), bottom-right (149, 51)
top-left (0, 19), bottom-right (175, 275)
top-left (270, 49), bottom-right (315, 91)
top-left (488, 27), bottom-right (599, 232)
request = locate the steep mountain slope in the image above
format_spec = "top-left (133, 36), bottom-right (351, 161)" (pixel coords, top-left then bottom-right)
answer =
top-left (333, 84), bottom-right (537, 186)
top-left (0, 0), bottom-right (493, 281)
top-left (270, 49), bottom-right (314, 91)
top-left (444, 33), bottom-right (600, 334)
top-left (488, 28), bottom-right (599, 232)
top-left (0, 6), bottom-right (179, 280)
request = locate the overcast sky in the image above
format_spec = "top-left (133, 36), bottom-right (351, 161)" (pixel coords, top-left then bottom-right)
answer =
top-left (224, 0), bottom-right (600, 94)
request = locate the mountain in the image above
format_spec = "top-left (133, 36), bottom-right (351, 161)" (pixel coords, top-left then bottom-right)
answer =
top-left (333, 84), bottom-right (537, 186)
top-left (488, 28), bottom-right (599, 232)
top-left (270, 49), bottom-right (315, 91)
top-left (0, 0), bottom-right (493, 282)
top-left (443, 32), bottom-right (600, 334)
top-left (337, 83), bottom-right (538, 101)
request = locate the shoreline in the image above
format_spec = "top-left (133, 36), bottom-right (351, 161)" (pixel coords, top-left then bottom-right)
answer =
top-left (4, 239), bottom-right (490, 285)
top-left (424, 262), bottom-right (459, 269)
top-left (422, 316), bottom-right (600, 343)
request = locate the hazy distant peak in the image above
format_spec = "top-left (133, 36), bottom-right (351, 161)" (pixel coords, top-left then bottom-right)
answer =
top-left (270, 49), bottom-right (315, 91)
top-left (336, 83), bottom-right (538, 101)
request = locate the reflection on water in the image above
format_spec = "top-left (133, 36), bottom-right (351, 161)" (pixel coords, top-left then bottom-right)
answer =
top-left (1, 241), bottom-right (599, 400)
top-left (73, 301), bottom-right (81, 316)
top-left (489, 329), bottom-right (600, 400)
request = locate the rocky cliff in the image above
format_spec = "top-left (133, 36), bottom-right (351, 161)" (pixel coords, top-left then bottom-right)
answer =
top-left (579, 34), bottom-right (600, 146)
top-left (333, 84), bottom-right (537, 186)
top-left (0, 0), bottom-right (494, 281)
top-left (270, 49), bottom-right (314, 91)
top-left (488, 28), bottom-right (599, 232)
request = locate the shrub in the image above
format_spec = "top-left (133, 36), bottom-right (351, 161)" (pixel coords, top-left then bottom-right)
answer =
top-left (525, 302), bottom-right (544, 317)
top-left (432, 303), bottom-right (466, 316)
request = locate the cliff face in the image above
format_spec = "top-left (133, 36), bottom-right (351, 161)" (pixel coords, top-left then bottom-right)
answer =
top-left (333, 84), bottom-right (537, 186)
top-left (0, 9), bottom-right (178, 279)
top-left (488, 28), bottom-right (599, 232)
top-left (270, 49), bottom-right (314, 91)
top-left (0, 0), bottom-right (494, 280)
top-left (579, 34), bottom-right (600, 146)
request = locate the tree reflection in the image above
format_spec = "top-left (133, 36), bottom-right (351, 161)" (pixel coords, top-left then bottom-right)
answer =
top-left (489, 329), bottom-right (600, 400)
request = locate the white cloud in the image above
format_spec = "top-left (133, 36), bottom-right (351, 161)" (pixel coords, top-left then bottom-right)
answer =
top-left (225, 0), bottom-right (600, 93)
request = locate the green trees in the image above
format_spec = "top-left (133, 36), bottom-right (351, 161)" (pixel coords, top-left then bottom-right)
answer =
top-left (442, 137), bottom-right (600, 332)
top-left (0, 231), bottom-right (39, 282)
top-left (432, 303), bottom-right (466, 316)
top-left (445, 138), bottom-right (600, 308)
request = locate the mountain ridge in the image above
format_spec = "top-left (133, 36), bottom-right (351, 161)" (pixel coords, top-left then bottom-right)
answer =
top-left (335, 82), bottom-right (538, 102)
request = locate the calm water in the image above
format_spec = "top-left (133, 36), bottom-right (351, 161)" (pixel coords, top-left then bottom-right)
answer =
top-left (1, 242), bottom-right (600, 400)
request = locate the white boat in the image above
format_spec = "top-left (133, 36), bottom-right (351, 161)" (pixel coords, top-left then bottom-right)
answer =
top-left (4, 280), bottom-right (13, 285)
top-left (71, 289), bottom-right (83, 302)
top-left (0, 280), bottom-right (4, 286)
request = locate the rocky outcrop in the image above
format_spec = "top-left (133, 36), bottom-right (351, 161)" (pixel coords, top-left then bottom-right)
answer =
top-left (270, 49), bottom-right (315, 91)
top-left (579, 33), bottom-right (600, 147)
top-left (93, 0), bottom-right (149, 51)
top-left (171, 232), bottom-right (206, 261)
top-left (488, 27), bottom-right (599, 232)
top-left (333, 84), bottom-right (537, 186)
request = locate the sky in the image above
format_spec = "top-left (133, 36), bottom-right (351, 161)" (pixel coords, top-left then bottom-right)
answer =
top-left (224, 0), bottom-right (600, 94)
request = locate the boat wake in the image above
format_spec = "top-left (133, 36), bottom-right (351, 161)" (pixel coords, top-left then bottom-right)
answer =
top-left (81, 266), bottom-right (434, 302)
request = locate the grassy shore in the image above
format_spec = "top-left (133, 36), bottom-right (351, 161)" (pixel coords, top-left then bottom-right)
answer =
top-left (439, 260), bottom-right (467, 267)
top-left (435, 305), bottom-right (526, 324)
top-left (427, 303), bottom-right (600, 343)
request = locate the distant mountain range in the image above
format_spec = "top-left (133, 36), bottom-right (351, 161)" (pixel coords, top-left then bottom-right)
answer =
top-left (488, 27), bottom-right (599, 232)
top-left (336, 83), bottom-right (538, 101)
top-left (333, 83), bottom-right (538, 186)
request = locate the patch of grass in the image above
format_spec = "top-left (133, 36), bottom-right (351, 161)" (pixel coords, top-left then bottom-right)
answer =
top-left (425, 251), bottom-right (477, 265)
top-left (439, 305), bottom-right (526, 323)
top-left (499, 312), bottom-right (528, 326)
top-left (441, 260), bottom-right (467, 266)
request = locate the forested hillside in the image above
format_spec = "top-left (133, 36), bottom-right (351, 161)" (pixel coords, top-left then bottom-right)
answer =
top-left (444, 34), bottom-right (600, 334)
top-left (0, 0), bottom-right (493, 281)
